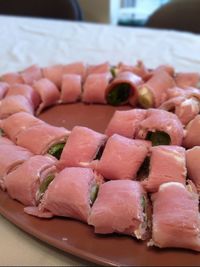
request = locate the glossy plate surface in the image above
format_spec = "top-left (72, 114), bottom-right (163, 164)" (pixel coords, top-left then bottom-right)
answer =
top-left (0, 103), bottom-right (199, 266)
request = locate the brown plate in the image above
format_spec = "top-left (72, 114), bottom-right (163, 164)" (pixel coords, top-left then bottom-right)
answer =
top-left (0, 103), bottom-right (199, 266)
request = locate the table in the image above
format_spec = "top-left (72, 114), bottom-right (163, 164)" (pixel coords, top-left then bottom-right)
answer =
top-left (0, 15), bottom-right (200, 266)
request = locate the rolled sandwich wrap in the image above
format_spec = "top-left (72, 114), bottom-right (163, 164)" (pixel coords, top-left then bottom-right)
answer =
top-left (183, 115), bottom-right (200, 148)
top-left (1, 72), bottom-right (24, 85)
top-left (105, 109), bottom-right (147, 138)
top-left (0, 95), bottom-right (34, 119)
top-left (59, 126), bottom-right (107, 169)
top-left (160, 96), bottom-right (200, 126)
top-left (86, 62), bottom-right (110, 77)
top-left (59, 74), bottom-right (82, 103)
top-left (0, 144), bottom-right (33, 190)
top-left (153, 64), bottom-right (175, 77)
top-left (186, 147), bottom-right (200, 193)
top-left (16, 123), bottom-right (70, 157)
top-left (25, 167), bottom-right (100, 222)
top-left (5, 155), bottom-right (57, 206)
top-left (33, 78), bottom-right (60, 115)
top-left (142, 146), bottom-right (186, 192)
top-left (0, 136), bottom-right (14, 146)
top-left (0, 112), bottom-right (44, 142)
top-left (138, 70), bottom-right (175, 108)
top-left (175, 72), bottom-right (200, 88)
top-left (149, 182), bottom-right (200, 252)
top-left (136, 109), bottom-right (184, 146)
top-left (82, 72), bottom-right (112, 104)
top-left (94, 134), bottom-right (151, 180)
top-left (88, 180), bottom-right (150, 240)
top-left (106, 71), bottom-right (143, 106)
top-left (0, 82), bottom-right (9, 100)
top-left (5, 83), bottom-right (41, 109)
top-left (20, 64), bottom-right (43, 85)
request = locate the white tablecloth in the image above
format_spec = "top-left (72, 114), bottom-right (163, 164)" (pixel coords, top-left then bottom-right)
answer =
top-left (0, 15), bottom-right (200, 266)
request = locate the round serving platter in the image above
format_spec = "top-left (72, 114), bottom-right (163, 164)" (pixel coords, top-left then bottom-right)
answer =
top-left (0, 103), bottom-right (199, 266)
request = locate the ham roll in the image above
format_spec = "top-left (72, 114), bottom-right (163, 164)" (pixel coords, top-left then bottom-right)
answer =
top-left (1, 72), bottom-right (24, 85)
top-left (138, 70), bottom-right (175, 108)
top-left (25, 167), bottom-right (100, 223)
top-left (43, 62), bottom-right (86, 88)
top-left (20, 65), bottom-right (43, 85)
top-left (142, 146), bottom-right (186, 192)
top-left (88, 180), bottom-right (150, 240)
top-left (0, 82), bottom-right (9, 100)
top-left (86, 62), bottom-right (110, 77)
top-left (105, 109), bottom-right (147, 138)
top-left (5, 83), bottom-right (41, 109)
top-left (0, 95), bottom-right (34, 119)
top-left (95, 134), bottom-right (150, 180)
top-left (106, 71), bottom-right (142, 106)
top-left (82, 72), bottom-right (112, 104)
top-left (5, 155), bottom-right (57, 206)
top-left (186, 147), bottom-right (200, 193)
top-left (59, 74), bottom-right (81, 103)
top-left (33, 78), bottom-right (60, 115)
top-left (0, 136), bottom-right (14, 146)
top-left (153, 64), bottom-right (175, 77)
top-left (0, 112), bottom-right (44, 142)
top-left (59, 126), bottom-right (107, 169)
top-left (0, 144), bottom-right (33, 190)
top-left (175, 72), bottom-right (200, 88)
top-left (183, 115), bottom-right (200, 148)
top-left (16, 123), bottom-right (70, 157)
top-left (136, 109), bottom-right (184, 146)
top-left (149, 182), bottom-right (200, 252)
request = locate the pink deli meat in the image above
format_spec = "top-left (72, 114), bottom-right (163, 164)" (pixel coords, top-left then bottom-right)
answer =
top-left (95, 134), bottom-right (150, 180)
top-left (59, 126), bottom-right (107, 169)
top-left (1, 72), bottom-right (24, 85)
top-left (0, 144), bottom-right (33, 190)
top-left (20, 65), bottom-right (43, 85)
top-left (86, 62), bottom-right (110, 77)
top-left (142, 146), bottom-right (186, 192)
top-left (117, 61), bottom-right (151, 80)
top-left (186, 147), bottom-right (200, 193)
top-left (138, 70), bottom-right (175, 107)
top-left (106, 71), bottom-right (143, 106)
top-left (105, 109), bottom-right (147, 138)
top-left (0, 137), bottom-right (14, 146)
top-left (82, 72), bottom-right (112, 104)
top-left (136, 109), bottom-right (184, 146)
top-left (33, 78), bottom-right (60, 115)
top-left (88, 180), bottom-right (149, 240)
top-left (0, 95), bottom-right (34, 119)
top-left (5, 155), bottom-right (57, 206)
top-left (0, 82), bottom-right (9, 100)
top-left (1, 112), bottom-right (44, 142)
top-left (183, 115), bottom-right (200, 148)
top-left (60, 74), bottom-right (81, 103)
top-left (149, 182), bottom-right (200, 252)
top-left (175, 72), bottom-right (200, 88)
top-left (16, 123), bottom-right (70, 155)
top-left (6, 83), bottom-right (41, 109)
top-left (30, 167), bottom-right (96, 222)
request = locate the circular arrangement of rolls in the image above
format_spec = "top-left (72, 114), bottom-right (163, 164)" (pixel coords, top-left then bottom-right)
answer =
top-left (0, 61), bottom-right (200, 252)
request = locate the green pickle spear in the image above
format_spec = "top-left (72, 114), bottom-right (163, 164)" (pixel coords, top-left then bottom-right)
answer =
top-left (106, 83), bottom-right (131, 106)
top-left (36, 175), bottom-right (55, 202)
top-left (138, 86), bottom-right (154, 108)
top-left (146, 131), bottom-right (171, 146)
top-left (48, 143), bottom-right (65, 159)
top-left (90, 184), bottom-right (99, 204)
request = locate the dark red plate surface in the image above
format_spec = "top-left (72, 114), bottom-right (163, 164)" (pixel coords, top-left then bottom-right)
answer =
top-left (0, 103), bottom-right (199, 266)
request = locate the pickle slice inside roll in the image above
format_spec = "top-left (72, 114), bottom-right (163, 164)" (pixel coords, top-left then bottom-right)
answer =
top-left (48, 143), bottom-right (65, 159)
top-left (90, 184), bottom-right (99, 205)
top-left (146, 131), bottom-right (171, 146)
top-left (36, 174), bottom-right (55, 202)
top-left (138, 86), bottom-right (154, 109)
top-left (106, 83), bottom-right (131, 106)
